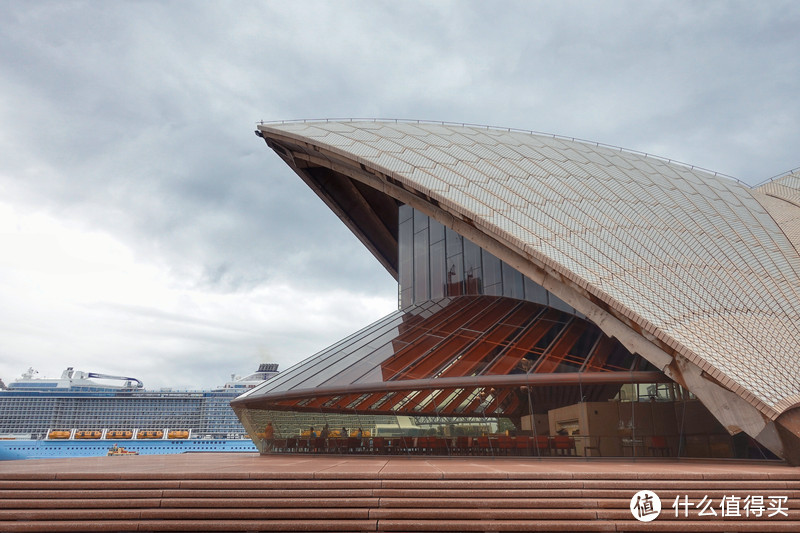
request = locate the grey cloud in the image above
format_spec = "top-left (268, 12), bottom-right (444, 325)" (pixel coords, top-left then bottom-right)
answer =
top-left (0, 0), bottom-right (799, 386)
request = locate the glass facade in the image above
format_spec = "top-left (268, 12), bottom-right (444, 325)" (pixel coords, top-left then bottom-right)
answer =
top-left (398, 205), bottom-right (579, 314)
top-left (234, 205), bottom-right (744, 459)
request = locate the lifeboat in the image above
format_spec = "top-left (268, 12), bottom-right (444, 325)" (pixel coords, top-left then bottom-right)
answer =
top-left (48, 430), bottom-right (71, 439)
top-left (167, 430), bottom-right (189, 439)
top-left (75, 430), bottom-right (102, 439)
top-left (137, 430), bottom-right (163, 439)
top-left (106, 430), bottom-right (133, 439)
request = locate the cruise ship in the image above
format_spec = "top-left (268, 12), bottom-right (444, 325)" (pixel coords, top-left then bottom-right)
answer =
top-left (0, 364), bottom-right (279, 460)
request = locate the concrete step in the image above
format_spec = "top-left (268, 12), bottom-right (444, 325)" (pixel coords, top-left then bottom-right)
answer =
top-left (1, 467), bottom-right (797, 532)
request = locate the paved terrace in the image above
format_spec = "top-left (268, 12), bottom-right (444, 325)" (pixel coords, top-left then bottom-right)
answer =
top-left (1, 454), bottom-right (799, 532)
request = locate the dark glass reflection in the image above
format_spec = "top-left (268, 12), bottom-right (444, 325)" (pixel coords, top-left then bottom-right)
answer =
top-left (399, 206), bottom-right (580, 315)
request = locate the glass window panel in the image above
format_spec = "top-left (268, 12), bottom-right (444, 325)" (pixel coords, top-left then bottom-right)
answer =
top-left (548, 293), bottom-right (575, 313)
top-left (445, 227), bottom-right (463, 258)
top-left (463, 239), bottom-right (482, 295)
top-left (414, 228), bottom-right (430, 303)
top-left (482, 250), bottom-right (502, 287)
top-left (532, 321), bottom-right (566, 357)
top-left (399, 216), bottom-right (414, 298)
top-left (399, 203), bottom-right (413, 223)
top-left (413, 208), bottom-right (429, 233)
top-left (325, 338), bottom-right (400, 387)
top-left (253, 310), bottom-right (404, 394)
top-left (485, 282), bottom-right (503, 296)
top-left (429, 217), bottom-right (445, 244)
top-left (430, 239), bottom-right (446, 300)
top-left (400, 287), bottom-right (413, 309)
top-left (502, 262), bottom-right (525, 299)
top-left (446, 253), bottom-right (464, 296)
top-left (524, 277), bottom-right (547, 305)
top-left (569, 328), bottom-right (601, 360)
top-left (606, 344), bottom-right (636, 370)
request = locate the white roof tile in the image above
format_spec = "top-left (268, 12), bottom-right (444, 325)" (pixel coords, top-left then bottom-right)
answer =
top-left (262, 120), bottom-right (800, 418)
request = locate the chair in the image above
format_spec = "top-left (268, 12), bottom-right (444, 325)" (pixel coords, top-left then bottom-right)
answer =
top-left (418, 436), bottom-right (433, 455)
top-left (552, 435), bottom-right (576, 456)
top-left (498, 435), bottom-right (514, 456)
top-left (328, 437), bottom-right (345, 454)
top-left (312, 437), bottom-right (326, 453)
top-left (476, 436), bottom-right (493, 456)
top-left (285, 437), bottom-right (297, 453)
top-left (648, 436), bottom-right (670, 457)
top-left (297, 438), bottom-right (310, 453)
top-left (532, 435), bottom-right (550, 456)
top-left (371, 437), bottom-right (385, 454)
top-left (346, 437), bottom-right (361, 453)
top-left (515, 436), bottom-right (531, 456)
top-left (455, 436), bottom-right (470, 455)
top-left (431, 437), bottom-right (448, 455)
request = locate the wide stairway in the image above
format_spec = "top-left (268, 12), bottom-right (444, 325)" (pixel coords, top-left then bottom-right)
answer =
top-left (1, 456), bottom-right (798, 532)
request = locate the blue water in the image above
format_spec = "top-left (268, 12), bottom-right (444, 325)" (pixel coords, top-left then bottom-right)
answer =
top-left (0, 438), bottom-right (257, 460)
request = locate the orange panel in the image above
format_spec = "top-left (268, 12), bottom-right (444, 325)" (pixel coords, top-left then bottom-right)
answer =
top-left (381, 391), bottom-right (418, 412)
top-left (395, 333), bottom-right (474, 379)
top-left (331, 393), bottom-right (364, 409)
top-left (438, 304), bottom-right (538, 378)
top-left (429, 296), bottom-right (496, 336)
top-left (353, 392), bottom-right (392, 411)
top-left (484, 388), bottom-right (512, 415)
top-left (382, 298), bottom-right (499, 380)
top-left (440, 388), bottom-right (477, 415)
top-left (397, 297), bottom-right (474, 339)
top-left (586, 336), bottom-right (616, 370)
top-left (304, 394), bottom-right (336, 409)
top-left (484, 309), bottom-right (563, 375)
top-left (392, 298), bottom-right (514, 380)
top-left (461, 388), bottom-right (490, 415)
top-left (418, 388), bottom-right (459, 413)
top-left (381, 335), bottom-right (442, 380)
top-left (500, 394), bottom-right (520, 416)
top-left (535, 320), bottom-right (588, 373)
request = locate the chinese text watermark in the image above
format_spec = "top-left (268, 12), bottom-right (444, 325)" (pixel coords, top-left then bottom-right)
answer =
top-left (630, 491), bottom-right (789, 521)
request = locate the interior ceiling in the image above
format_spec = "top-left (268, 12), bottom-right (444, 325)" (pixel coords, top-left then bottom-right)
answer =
top-left (268, 138), bottom-right (400, 280)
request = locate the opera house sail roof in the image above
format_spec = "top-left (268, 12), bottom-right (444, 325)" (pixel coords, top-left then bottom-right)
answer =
top-left (236, 120), bottom-right (800, 463)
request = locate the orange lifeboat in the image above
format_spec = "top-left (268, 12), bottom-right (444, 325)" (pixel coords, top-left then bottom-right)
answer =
top-left (106, 430), bottom-right (133, 439)
top-left (137, 430), bottom-right (163, 439)
top-left (167, 430), bottom-right (189, 439)
top-left (75, 430), bottom-right (102, 439)
top-left (48, 430), bottom-right (71, 439)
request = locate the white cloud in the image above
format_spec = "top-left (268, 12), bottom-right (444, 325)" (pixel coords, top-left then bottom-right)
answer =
top-left (0, 203), bottom-right (395, 388)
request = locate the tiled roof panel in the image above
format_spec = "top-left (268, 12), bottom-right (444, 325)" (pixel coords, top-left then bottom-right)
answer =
top-left (261, 121), bottom-right (800, 416)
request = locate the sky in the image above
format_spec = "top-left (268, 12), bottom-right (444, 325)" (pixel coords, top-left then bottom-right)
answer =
top-left (0, 1), bottom-right (798, 389)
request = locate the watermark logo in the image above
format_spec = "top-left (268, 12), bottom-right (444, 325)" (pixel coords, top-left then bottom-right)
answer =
top-left (630, 490), bottom-right (662, 522)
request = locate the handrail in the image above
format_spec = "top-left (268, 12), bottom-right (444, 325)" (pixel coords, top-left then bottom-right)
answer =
top-left (754, 165), bottom-right (800, 187)
top-left (256, 118), bottom-right (747, 186)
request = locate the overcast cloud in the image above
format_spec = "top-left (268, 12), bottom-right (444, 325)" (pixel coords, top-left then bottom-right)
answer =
top-left (0, 1), bottom-right (798, 389)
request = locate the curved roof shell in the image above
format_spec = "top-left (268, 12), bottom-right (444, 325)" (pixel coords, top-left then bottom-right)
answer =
top-left (250, 121), bottom-right (800, 462)
top-left (256, 120), bottom-right (800, 422)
